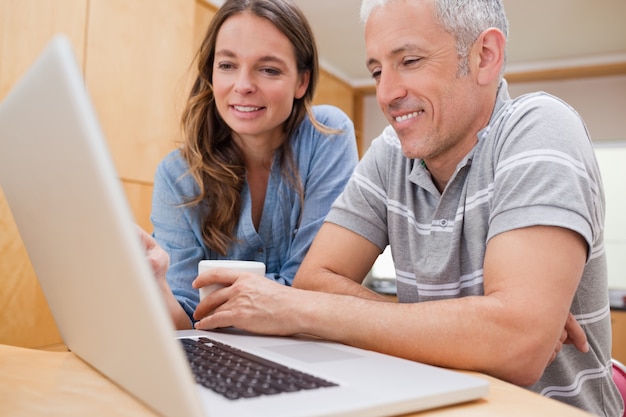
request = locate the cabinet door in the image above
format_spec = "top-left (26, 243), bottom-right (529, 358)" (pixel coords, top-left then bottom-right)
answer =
top-left (314, 71), bottom-right (355, 121)
top-left (84, 0), bottom-right (196, 229)
top-left (84, 0), bottom-right (195, 185)
top-left (612, 310), bottom-right (626, 363)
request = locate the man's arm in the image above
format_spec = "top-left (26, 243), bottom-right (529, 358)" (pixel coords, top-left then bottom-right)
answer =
top-left (194, 222), bottom-right (586, 385)
top-left (293, 222), bottom-right (388, 301)
top-left (293, 223), bottom-right (586, 386)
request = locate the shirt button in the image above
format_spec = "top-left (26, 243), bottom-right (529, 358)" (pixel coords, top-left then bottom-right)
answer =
top-left (257, 248), bottom-right (264, 254)
top-left (440, 219), bottom-right (448, 227)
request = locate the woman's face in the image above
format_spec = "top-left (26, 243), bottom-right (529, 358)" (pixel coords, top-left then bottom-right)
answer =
top-left (212, 12), bottom-right (310, 149)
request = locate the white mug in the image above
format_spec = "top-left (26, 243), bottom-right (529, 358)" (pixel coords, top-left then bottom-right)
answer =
top-left (197, 260), bottom-right (266, 300)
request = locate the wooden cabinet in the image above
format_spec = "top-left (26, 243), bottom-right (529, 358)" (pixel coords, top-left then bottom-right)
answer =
top-left (314, 70), bottom-right (355, 120)
top-left (85, 0), bottom-right (195, 185)
top-left (611, 310), bottom-right (626, 363)
top-left (86, 0), bottom-right (196, 231)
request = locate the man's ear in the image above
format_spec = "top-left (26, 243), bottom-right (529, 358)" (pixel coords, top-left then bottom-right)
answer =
top-left (473, 27), bottom-right (506, 86)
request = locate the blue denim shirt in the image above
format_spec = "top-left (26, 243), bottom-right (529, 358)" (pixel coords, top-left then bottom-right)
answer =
top-left (151, 105), bottom-right (358, 321)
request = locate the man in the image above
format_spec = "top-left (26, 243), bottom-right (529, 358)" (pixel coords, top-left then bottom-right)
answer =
top-left (154, 0), bottom-right (621, 415)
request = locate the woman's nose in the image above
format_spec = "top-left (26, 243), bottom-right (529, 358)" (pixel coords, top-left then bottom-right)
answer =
top-left (234, 71), bottom-right (255, 95)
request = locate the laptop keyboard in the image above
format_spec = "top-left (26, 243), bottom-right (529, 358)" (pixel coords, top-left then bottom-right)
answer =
top-left (181, 337), bottom-right (338, 400)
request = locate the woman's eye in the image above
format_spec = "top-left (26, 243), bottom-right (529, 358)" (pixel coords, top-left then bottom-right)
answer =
top-left (217, 62), bottom-right (235, 70)
top-left (261, 67), bottom-right (281, 76)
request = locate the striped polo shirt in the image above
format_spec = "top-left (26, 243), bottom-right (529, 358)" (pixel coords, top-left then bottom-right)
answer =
top-left (326, 80), bottom-right (622, 416)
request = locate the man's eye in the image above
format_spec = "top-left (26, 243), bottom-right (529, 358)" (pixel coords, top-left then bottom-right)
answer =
top-left (404, 58), bottom-right (421, 66)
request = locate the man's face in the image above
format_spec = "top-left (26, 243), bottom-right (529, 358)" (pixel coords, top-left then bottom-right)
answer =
top-left (364, 0), bottom-right (483, 168)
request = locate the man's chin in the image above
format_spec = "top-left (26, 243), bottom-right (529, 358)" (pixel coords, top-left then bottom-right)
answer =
top-left (398, 140), bottom-right (426, 160)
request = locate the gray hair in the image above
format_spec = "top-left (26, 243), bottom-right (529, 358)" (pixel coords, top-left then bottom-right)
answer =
top-left (360, 0), bottom-right (509, 77)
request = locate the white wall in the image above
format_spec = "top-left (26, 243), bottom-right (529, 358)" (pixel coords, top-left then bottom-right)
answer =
top-left (361, 94), bottom-right (388, 151)
top-left (361, 75), bottom-right (626, 288)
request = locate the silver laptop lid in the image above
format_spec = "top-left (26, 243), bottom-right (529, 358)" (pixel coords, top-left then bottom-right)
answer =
top-left (0, 35), bottom-right (205, 417)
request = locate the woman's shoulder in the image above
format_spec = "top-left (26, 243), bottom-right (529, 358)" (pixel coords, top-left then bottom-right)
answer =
top-left (156, 148), bottom-right (189, 178)
top-left (293, 105), bottom-right (355, 145)
top-left (310, 104), bottom-right (353, 130)
top-left (291, 105), bottom-right (358, 162)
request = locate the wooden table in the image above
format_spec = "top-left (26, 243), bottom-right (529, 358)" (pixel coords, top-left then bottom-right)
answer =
top-left (0, 343), bottom-right (594, 417)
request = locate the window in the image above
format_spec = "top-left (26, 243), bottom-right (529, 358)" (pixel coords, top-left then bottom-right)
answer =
top-left (595, 141), bottom-right (626, 290)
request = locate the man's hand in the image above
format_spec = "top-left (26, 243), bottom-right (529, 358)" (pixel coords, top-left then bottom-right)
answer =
top-left (192, 268), bottom-right (306, 335)
top-left (549, 312), bottom-right (589, 365)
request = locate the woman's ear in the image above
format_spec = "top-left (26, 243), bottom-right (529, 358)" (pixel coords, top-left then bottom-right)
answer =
top-left (473, 27), bottom-right (506, 86)
top-left (294, 70), bottom-right (311, 100)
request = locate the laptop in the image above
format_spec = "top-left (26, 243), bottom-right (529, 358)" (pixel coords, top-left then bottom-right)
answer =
top-left (0, 35), bottom-right (489, 417)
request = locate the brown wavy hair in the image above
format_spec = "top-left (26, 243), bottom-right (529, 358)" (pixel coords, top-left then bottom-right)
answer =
top-left (180, 0), bottom-right (335, 255)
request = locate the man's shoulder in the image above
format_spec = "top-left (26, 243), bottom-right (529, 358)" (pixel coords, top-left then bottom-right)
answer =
top-left (371, 125), bottom-right (402, 151)
top-left (487, 90), bottom-right (587, 147)
top-left (358, 126), bottom-right (412, 179)
top-left (507, 91), bottom-right (582, 122)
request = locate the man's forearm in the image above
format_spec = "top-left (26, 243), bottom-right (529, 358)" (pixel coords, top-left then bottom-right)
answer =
top-left (294, 269), bottom-right (389, 301)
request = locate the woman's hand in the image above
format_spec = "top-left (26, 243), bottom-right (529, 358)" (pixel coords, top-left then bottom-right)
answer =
top-left (135, 225), bottom-right (191, 329)
top-left (135, 225), bottom-right (170, 283)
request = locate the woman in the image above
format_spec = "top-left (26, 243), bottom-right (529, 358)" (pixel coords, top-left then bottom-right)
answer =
top-left (146, 0), bottom-right (358, 329)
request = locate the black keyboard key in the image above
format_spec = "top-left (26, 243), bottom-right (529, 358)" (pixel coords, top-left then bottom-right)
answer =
top-left (180, 337), bottom-right (338, 400)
